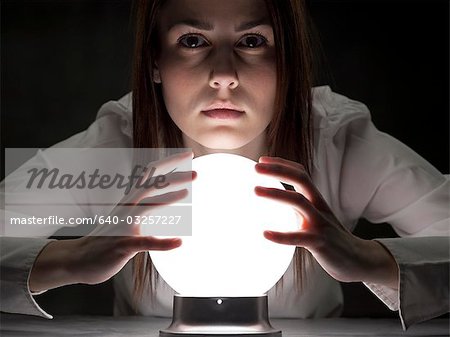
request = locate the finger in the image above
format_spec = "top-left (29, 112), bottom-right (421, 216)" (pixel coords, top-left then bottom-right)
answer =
top-left (127, 170), bottom-right (196, 205)
top-left (264, 230), bottom-right (317, 248)
top-left (136, 189), bottom-right (189, 208)
top-left (255, 162), bottom-right (311, 199)
top-left (255, 162), bottom-right (330, 212)
top-left (91, 188), bottom-right (188, 237)
top-left (255, 186), bottom-right (318, 226)
top-left (123, 236), bottom-right (182, 252)
top-left (131, 151), bottom-right (193, 189)
top-left (258, 156), bottom-right (305, 172)
top-left (163, 170), bottom-right (197, 189)
top-left (121, 151), bottom-right (193, 205)
top-left (99, 189), bottom-right (189, 236)
top-left (145, 151), bottom-right (193, 178)
top-left (143, 169), bottom-right (196, 195)
top-left (128, 189), bottom-right (189, 232)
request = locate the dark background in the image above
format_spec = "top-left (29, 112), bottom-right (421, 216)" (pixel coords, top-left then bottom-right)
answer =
top-left (1, 0), bottom-right (449, 317)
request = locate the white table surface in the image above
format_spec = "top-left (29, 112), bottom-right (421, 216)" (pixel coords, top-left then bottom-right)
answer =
top-left (0, 315), bottom-right (448, 337)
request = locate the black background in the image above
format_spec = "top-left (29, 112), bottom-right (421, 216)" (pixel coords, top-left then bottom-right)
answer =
top-left (1, 0), bottom-right (449, 317)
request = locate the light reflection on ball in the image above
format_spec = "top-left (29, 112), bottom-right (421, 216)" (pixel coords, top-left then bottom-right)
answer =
top-left (149, 153), bottom-right (299, 297)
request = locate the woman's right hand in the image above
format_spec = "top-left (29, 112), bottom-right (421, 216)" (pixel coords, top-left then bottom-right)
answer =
top-left (29, 151), bottom-right (195, 292)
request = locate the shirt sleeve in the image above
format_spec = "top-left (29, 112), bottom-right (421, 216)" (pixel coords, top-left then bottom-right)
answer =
top-left (347, 119), bottom-right (449, 330)
top-left (0, 237), bottom-right (54, 318)
top-left (365, 235), bottom-right (449, 330)
top-left (1, 93), bottom-right (134, 318)
top-left (311, 86), bottom-right (449, 329)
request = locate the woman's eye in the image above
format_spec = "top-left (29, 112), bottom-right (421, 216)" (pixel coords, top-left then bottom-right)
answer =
top-left (178, 34), bottom-right (209, 48)
top-left (237, 35), bottom-right (267, 48)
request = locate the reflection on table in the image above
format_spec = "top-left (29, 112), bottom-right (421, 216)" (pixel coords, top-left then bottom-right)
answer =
top-left (0, 314), bottom-right (448, 337)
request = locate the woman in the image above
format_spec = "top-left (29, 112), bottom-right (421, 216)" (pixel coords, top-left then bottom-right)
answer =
top-left (1, 0), bottom-right (448, 329)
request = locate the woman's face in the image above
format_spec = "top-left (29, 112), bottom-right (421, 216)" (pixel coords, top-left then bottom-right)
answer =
top-left (156, 0), bottom-right (276, 153)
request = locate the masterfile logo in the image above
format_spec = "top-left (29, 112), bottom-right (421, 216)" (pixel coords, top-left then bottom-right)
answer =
top-left (2, 148), bottom-right (193, 237)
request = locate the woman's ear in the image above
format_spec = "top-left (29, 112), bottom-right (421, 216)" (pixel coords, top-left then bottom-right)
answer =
top-left (153, 67), bottom-right (162, 84)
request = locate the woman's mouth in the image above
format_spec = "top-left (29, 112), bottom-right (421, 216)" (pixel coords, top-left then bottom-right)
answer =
top-left (202, 109), bottom-right (245, 119)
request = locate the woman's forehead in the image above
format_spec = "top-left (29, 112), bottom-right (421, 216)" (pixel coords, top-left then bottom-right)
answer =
top-left (158, 0), bottom-right (270, 31)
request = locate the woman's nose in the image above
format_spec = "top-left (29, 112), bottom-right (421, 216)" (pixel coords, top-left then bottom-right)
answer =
top-left (209, 75), bottom-right (239, 90)
top-left (208, 51), bottom-right (239, 90)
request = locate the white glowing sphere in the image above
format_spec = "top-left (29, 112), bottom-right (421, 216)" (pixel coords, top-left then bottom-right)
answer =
top-left (149, 153), bottom-right (299, 297)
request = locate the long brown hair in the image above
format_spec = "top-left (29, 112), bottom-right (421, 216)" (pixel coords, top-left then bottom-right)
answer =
top-left (131, 0), bottom-right (315, 308)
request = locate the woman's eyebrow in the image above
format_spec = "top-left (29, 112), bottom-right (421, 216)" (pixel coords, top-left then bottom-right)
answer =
top-left (235, 17), bottom-right (271, 32)
top-left (167, 18), bottom-right (213, 31)
top-left (167, 17), bottom-right (271, 32)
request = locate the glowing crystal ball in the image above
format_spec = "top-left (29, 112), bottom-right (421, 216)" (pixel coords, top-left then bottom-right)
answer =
top-left (149, 153), bottom-right (299, 297)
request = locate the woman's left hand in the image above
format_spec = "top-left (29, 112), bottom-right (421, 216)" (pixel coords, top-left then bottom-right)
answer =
top-left (255, 156), bottom-right (398, 289)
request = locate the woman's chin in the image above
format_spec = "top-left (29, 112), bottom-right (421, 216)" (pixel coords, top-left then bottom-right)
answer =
top-left (197, 138), bottom-right (249, 151)
top-left (184, 130), bottom-right (266, 156)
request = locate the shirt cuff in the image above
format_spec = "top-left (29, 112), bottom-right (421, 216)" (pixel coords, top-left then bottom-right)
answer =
top-left (1, 237), bottom-right (54, 318)
top-left (363, 237), bottom-right (449, 330)
top-left (363, 281), bottom-right (399, 311)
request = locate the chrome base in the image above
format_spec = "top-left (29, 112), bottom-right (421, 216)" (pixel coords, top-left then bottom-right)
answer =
top-left (160, 295), bottom-right (281, 336)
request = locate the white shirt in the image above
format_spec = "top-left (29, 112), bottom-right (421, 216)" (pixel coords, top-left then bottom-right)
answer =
top-left (1, 86), bottom-right (448, 329)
